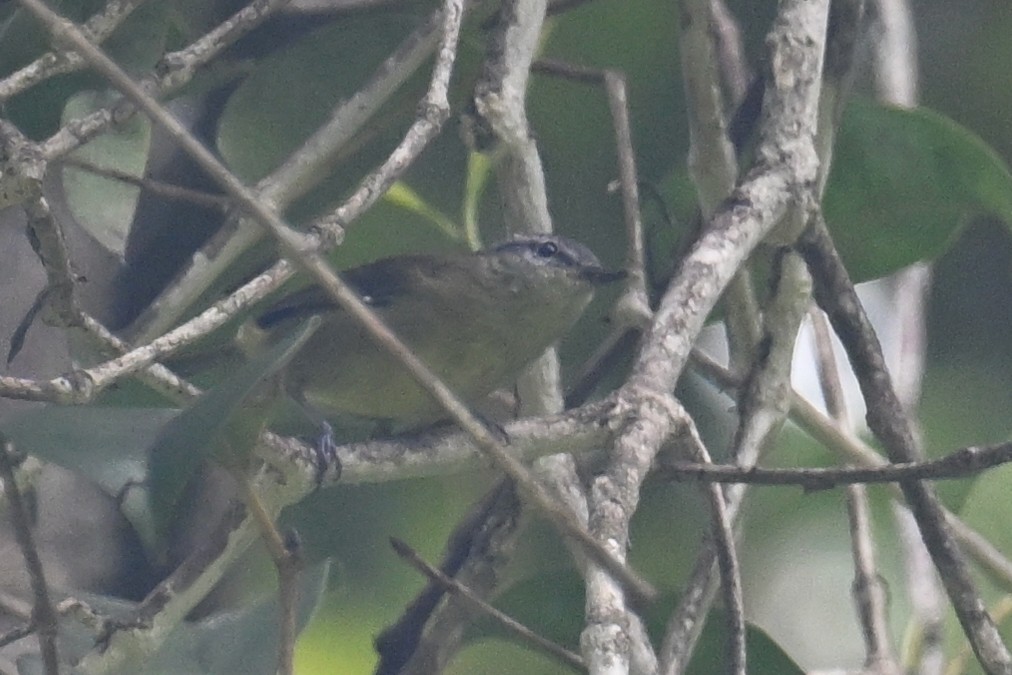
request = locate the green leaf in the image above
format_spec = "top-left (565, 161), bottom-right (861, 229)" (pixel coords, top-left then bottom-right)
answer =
top-left (958, 462), bottom-right (1012, 574)
top-left (2, 406), bottom-right (176, 495)
top-left (953, 463), bottom-right (1012, 666)
top-left (383, 181), bottom-right (463, 242)
top-left (216, 15), bottom-right (421, 183)
top-left (825, 99), bottom-right (1012, 281)
top-left (61, 89), bottom-right (153, 256)
top-left (462, 152), bottom-right (492, 251)
top-left (147, 317), bottom-right (321, 541)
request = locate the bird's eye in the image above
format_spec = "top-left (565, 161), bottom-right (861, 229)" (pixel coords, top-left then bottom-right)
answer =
top-left (535, 241), bottom-right (558, 258)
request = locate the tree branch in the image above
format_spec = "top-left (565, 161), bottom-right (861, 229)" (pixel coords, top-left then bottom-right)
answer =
top-left (797, 212), bottom-right (1012, 671)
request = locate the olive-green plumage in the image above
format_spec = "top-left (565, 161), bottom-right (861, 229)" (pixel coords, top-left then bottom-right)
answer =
top-left (241, 235), bottom-right (623, 427)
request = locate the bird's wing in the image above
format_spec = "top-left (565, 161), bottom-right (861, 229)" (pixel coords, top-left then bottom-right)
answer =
top-left (255, 255), bottom-right (447, 328)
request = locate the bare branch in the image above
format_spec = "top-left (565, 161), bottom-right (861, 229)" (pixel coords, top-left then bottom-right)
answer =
top-left (661, 441), bottom-right (1012, 489)
top-left (0, 437), bottom-right (60, 674)
top-left (39, 0), bottom-right (292, 161)
top-left (809, 269), bottom-right (900, 673)
top-left (660, 252), bottom-right (811, 674)
top-left (684, 421), bottom-right (746, 675)
top-left (846, 485), bottom-right (900, 674)
top-left (0, 0), bottom-right (148, 103)
top-left (797, 212), bottom-right (1012, 671)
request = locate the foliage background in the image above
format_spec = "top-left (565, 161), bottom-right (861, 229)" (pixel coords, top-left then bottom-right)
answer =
top-left (0, 0), bottom-right (1009, 673)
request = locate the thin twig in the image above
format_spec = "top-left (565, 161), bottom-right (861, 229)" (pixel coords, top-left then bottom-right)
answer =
top-left (709, 0), bottom-right (750, 103)
top-left (847, 484), bottom-right (900, 674)
top-left (0, 120), bottom-right (78, 331)
top-left (679, 0), bottom-right (736, 215)
top-left (810, 276), bottom-right (899, 673)
top-left (0, 623), bottom-right (35, 650)
top-left (661, 443), bottom-right (1012, 488)
top-left (603, 71), bottom-right (649, 298)
top-left (389, 537), bottom-right (585, 671)
top-left (235, 475), bottom-right (301, 675)
top-left (59, 157), bottom-right (231, 211)
top-left (809, 308), bottom-right (850, 425)
top-left (682, 422), bottom-right (746, 675)
top-left (40, 0), bottom-right (293, 160)
top-left (0, 0), bottom-right (148, 102)
top-left (0, 261), bottom-right (279, 403)
top-left (870, 0), bottom-right (919, 105)
top-left (0, 436), bottom-right (60, 674)
top-left (376, 480), bottom-right (523, 674)
top-left (691, 348), bottom-right (1012, 598)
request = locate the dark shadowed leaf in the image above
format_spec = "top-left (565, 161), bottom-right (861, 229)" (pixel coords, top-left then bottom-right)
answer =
top-left (147, 317), bottom-right (320, 541)
top-left (61, 90), bottom-right (152, 256)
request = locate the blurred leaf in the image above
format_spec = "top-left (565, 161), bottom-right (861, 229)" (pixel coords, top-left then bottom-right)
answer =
top-left (462, 151), bottom-right (492, 250)
top-left (482, 572), bottom-right (802, 674)
top-left (958, 462), bottom-right (1012, 567)
top-left (144, 560), bottom-right (331, 675)
top-left (475, 572), bottom-right (584, 649)
top-left (2, 406), bottom-right (176, 495)
top-left (216, 14), bottom-right (420, 183)
top-left (61, 90), bottom-right (152, 256)
top-left (952, 463), bottom-right (1012, 674)
top-left (690, 613), bottom-right (804, 675)
top-left (3, 405), bottom-right (175, 558)
top-left (651, 167), bottom-right (701, 283)
top-left (0, 1), bottom-right (101, 60)
top-left (147, 317), bottom-right (321, 541)
top-left (383, 181), bottom-right (463, 242)
top-left (16, 562), bottom-right (331, 675)
top-left (825, 99), bottom-right (1012, 281)
top-left (657, 100), bottom-right (1012, 285)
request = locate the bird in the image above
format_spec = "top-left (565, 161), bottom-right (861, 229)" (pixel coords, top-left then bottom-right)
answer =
top-left (241, 234), bottom-right (625, 428)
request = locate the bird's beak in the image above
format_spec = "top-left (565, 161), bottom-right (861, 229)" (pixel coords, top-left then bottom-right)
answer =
top-left (581, 267), bottom-right (627, 285)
